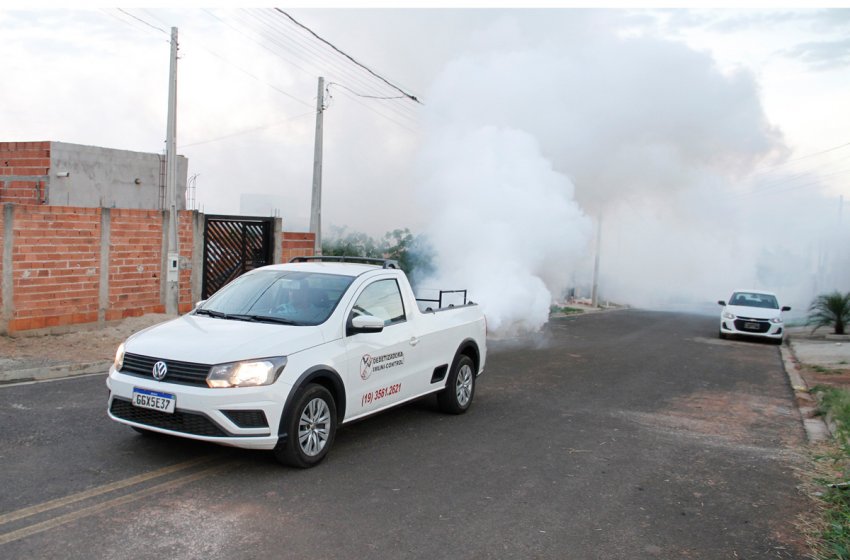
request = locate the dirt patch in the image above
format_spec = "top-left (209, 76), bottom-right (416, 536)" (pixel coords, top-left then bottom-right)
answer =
top-left (622, 389), bottom-right (804, 452)
top-left (0, 314), bottom-right (174, 366)
top-left (799, 365), bottom-right (850, 390)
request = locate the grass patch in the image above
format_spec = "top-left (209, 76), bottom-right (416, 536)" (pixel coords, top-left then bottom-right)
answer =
top-left (549, 305), bottom-right (583, 315)
top-left (810, 385), bottom-right (850, 558)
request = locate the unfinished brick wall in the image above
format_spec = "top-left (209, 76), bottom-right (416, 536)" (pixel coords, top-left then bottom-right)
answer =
top-left (282, 232), bottom-right (315, 262)
top-left (1, 205), bottom-right (202, 334)
top-left (0, 141), bottom-right (49, 205)
top-left (1, 204), bottom-right (312, 334)
top-left (178, 210), bottom-right (195, 313)
top-left (10, 206), bottom-right (102, 331)
top-left (107, 209), bottom-right (165, 321)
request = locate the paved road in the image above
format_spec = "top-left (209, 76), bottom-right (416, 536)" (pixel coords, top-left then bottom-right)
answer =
top-left (0, 311), bottom-right (808, 559)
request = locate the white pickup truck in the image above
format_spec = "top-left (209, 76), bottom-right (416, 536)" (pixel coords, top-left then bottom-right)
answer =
top-left (106, 257), bottom-right (487, 467)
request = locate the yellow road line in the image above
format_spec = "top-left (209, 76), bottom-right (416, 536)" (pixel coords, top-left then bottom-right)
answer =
top-left (0, 456), bottom-right (214, 526)
top-left (0, 463), bottom-right (229, 546)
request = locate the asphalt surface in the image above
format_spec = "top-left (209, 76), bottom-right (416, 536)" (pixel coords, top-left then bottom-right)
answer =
top-left (0, 310), bottom-right (809, 559)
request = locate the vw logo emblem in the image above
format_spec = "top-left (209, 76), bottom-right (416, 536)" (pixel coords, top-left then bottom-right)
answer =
top-left (152, 361), bottom-right (168, 381)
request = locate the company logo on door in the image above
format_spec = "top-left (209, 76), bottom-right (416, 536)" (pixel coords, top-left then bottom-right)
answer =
top-left (360, 352), bottom-right (405, 380)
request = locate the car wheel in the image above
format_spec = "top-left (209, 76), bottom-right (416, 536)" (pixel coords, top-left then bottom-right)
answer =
top-left (438, 355), bottom-right (476, 414)
top-left (274, 384), bottom-right (337, 468)
top-left (772, 337), bottom-right (783, 346)
top-left (718, 330), bottom-right (727, 340)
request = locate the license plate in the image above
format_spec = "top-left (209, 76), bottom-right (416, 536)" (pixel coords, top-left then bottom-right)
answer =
top-left (744, 322), bottom-right (760, 330)
top-left (132, 388), bottom-right (176, 414)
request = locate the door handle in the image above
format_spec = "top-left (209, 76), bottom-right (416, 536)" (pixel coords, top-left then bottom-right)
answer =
top-left (409, 336), bottom-right (420, 346)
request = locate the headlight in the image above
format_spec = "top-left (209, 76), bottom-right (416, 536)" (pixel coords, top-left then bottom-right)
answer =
top-left (723, 312), bottom-right (735, 320)
top-left (770, 317), bottom-right (783, 324)
top-left (207, 357), bottom-right (287, 388)
top-left (114, 343), bottom-right (125, 371)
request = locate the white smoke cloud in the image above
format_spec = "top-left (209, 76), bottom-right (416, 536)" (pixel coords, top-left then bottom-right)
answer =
top-left (414, 14), bottom-right (847, 333)
top-left (416, 124), bottom-right (591, 335)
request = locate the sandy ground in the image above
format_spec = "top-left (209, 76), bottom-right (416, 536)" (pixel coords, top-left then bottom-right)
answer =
top-left (0, 314), bottom-right (174, 369)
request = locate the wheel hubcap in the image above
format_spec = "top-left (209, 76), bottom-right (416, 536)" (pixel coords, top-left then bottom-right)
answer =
top-left (456, 364), bottom-right (473, 407)
top-left (298, 398), bottom-right (331, 456)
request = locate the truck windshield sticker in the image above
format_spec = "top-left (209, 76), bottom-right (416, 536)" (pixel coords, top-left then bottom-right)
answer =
top-left (360, 352), bottom-right (405, 380)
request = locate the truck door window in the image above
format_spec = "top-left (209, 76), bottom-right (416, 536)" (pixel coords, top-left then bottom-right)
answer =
top-left (352, 279), bottom-right (406, 326)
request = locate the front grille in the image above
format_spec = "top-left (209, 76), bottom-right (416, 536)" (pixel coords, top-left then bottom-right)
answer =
top-left (222, 410), bottom-right (269, 428)
top-left (734, 318), bottom-right (771, 333)
top-left (110, 398), bottom-right (227, 437)
top-left (120, 353), bottom-right (211, 387)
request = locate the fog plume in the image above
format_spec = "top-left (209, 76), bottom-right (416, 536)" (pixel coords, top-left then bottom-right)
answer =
top-left (415, 13), bottom-right (845, 334)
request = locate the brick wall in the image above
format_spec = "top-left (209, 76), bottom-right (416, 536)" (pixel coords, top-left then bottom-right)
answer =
top-left (1, 205), bottom-right (309, 334)
top-left (0, 141), bottom-right (49, 205)
top-left (0, 205), bottom-right (202, 335)
top-left (282, 232), bottom-right (315, 262)
top-left (178, 210), bottom-right (195, 313)
top-left (10, 206), bottom-right (101, 331)
top-left (107, 209), bottom-right (165, 321)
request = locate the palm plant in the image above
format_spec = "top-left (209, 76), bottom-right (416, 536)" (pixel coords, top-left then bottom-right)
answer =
top-left (808, 291), bottom-right (850, 335)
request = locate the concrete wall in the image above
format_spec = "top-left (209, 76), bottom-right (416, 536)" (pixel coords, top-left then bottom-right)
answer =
top-left (48, 142), bottom-right (187, 210)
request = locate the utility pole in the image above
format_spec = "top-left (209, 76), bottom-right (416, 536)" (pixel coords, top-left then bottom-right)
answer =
top-left (165, 26), bottom-right (179, 314)
top-left (309, 76), bottom-right (325, 256)
top-left (591, 214), bottom-right (602, 308)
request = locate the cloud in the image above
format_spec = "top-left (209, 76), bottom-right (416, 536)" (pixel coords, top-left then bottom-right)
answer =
top-left (784, 37), bottom-right (850, 70)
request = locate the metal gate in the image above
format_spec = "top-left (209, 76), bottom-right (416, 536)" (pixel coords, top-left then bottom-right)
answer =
top-left (202, 215), bottom-right (274, 299)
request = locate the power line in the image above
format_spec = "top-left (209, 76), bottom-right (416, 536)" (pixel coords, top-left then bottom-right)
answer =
top-left (750, 140), bottom-right (850, 177)
top-left (273, 8), bottom-right (422, 105)
top-left (183, 32), bottom-right (314, 110)
top-left (327, 81), bottom-right (407, 100)
top-left (243, 10), bottom-right (419, 126)
top-left (219, 9), bottom-right (420, 131)
top-left (116, 8), bottom-right (170, 36)
top-left (180, 110), bottom-right (316, 148)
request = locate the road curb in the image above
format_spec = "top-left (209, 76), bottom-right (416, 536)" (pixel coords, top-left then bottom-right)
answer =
top-left (779, 343), bottom-right (830, 443)
top-left (0, 361), bottom-right (110, 385)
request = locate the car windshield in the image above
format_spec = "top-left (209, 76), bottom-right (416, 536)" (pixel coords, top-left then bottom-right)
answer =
top-left (729, 292), bottom-right (779, 309)
top-left (198, 270), bottom-right (355, 326)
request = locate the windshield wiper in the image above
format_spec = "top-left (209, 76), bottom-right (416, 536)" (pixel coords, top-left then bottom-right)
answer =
top-left (194, 308), bottom-right (228, 319)
top-left (195, 309), bottom-right (299, 325)
top-left (244, 315), bottom-right (300, 325)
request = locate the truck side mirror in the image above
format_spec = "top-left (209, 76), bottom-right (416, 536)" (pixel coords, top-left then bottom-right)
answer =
top-left (347, 314), bottom-right (384, 336)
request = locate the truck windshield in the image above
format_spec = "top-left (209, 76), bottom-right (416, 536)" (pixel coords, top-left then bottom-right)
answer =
top-left (198, 270), bottom-right (355, 326)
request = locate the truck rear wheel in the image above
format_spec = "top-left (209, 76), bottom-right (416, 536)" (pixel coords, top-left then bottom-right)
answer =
top-left (274, 384), bottom-right (337, 468)
top-left (438, 355), bottom-right (475, 414)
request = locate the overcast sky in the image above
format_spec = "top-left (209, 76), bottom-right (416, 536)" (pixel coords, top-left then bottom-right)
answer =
top-left (3, 7), bottom-right (850, 320)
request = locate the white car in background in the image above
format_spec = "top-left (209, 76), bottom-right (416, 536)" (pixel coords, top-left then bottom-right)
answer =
top-left (717, 289), bottom-right (791, 345)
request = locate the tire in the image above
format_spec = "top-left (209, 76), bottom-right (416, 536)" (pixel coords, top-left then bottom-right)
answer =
top-left (772, 337), bottom-right (783, 346)
top-left (718, 330), bottom-right (727, 340)
top-left (274, 384), bottom-right (337, 468)
top-left (438, 355), bottom-right (476, 414)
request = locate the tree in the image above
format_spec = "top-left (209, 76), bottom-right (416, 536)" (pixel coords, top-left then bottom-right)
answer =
top-left (321, 226), bottom-right (434, 286)
top-left (808, 291), bottom-right (850, 335)
top-left (322, 226), bottom-right (382, 259)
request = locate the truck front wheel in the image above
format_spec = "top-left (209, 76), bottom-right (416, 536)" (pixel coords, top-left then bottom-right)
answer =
top-left (274, 384), bottom-right (337, 468)
top-left (438, 355), bottom-right (476, 414)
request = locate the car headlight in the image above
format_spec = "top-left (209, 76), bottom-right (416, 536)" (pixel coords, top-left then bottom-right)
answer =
top-left (114, 343), bottom-right (125, 371)
top-left (770, 317), bottom-right (783, 324)
top-left (723, 312), bottom-right (735, 320)
top-left (207, 357), bottom-right (287, 388)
